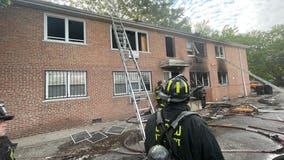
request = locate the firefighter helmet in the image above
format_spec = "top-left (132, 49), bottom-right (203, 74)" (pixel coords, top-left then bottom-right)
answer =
top-left (161, 74), bottom-right (190, 103)
top-left (0, 101), bottom-right (14, 121)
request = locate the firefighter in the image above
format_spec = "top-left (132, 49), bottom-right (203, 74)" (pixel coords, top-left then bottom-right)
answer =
top-left (155, 80), bottom-right (165, 109)
top-left (0, 101), bottom-right (17, 160)
top-left (145, 75), bottom-right (224, 160)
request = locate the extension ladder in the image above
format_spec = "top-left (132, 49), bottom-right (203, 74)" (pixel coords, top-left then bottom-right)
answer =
top-left (111, 17), bottom-right (155, 140)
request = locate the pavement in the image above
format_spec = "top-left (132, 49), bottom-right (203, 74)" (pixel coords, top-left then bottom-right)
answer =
top-left (12, 91), bottom-right (284, 160)
top-left (13, 120), bottom-right (139, 160)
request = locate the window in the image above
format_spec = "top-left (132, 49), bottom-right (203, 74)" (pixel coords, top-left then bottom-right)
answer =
top-left (111, 28), bottom-right (149, 52)
top-left (113, 71), bottom-right (152, 95)
top-left (45, 71), bottom-right (87, 99)
top-left (215, 46), bottom-right (225, 58)
top-left (165, 36), bottom-right (175, 57)
top-left (186, 40), bottom-right (193, 56)
top-left (218, 72), bottom-right (228, 85)
top-left (45, 14), bottom-right (85, 44)
top-left (190, 72), bottom-right (210, 87)
top-left (163, 71), bottom-right (172, 82)
top-left (194, 42), bottom-right (206, 57)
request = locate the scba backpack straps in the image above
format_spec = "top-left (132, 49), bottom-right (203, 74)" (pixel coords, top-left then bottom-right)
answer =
top-left (156, 110), bottom-right (199, 160)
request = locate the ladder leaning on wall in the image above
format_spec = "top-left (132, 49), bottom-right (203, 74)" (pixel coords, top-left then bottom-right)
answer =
top-left (223, 58), bottom-right (284, 93)
top-left (111, 17), bottom-right (155, 141)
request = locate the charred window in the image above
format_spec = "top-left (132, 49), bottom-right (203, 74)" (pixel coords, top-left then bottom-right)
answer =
top-left (190, 72), bottom-right (210, 87)
top-left (165, 36), bottom-right (175, 57)
top-left (194, 42), bottom-right (205, 57)
top-left (218, 72), bottom-right (228, 85)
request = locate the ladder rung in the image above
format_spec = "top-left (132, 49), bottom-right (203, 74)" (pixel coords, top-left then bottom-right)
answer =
top-left (138, 108), bottom-right (150, 112)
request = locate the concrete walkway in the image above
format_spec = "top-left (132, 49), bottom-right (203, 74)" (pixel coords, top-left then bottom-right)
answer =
top-left (13, 120), bottom-right (137, 159)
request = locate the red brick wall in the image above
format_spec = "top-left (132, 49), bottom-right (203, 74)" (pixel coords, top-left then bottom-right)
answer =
top-left (0, 5), bottom-right (250, 138)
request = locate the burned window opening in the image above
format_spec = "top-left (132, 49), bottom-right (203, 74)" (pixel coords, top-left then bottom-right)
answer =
top-left (165, 36), bottom-right (175, 57)
top-left (194, 42), bottom-right (205, 57)
top-left (218, 72), bottom-right (228, 85)
top-left (190, 72), bottom-right (210, 87)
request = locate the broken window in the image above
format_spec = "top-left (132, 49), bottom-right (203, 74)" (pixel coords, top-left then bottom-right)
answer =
top-left (45, 71), bottom-right (87, 99)
top-left (165, 36), bottom-right (175, 57)
top-left (190, 72), bottom-right (210, 87)
top-left (45, 14), bottom-right (85, 43)
top-left (186, 40), bottom-right (193, 56)
top-left (218, 72), bottom-right (228, 85)
top-left (215, 45), bottom-right (225, 58)
top-left (113, 71), bottom-right (151, 95)
top-left (194, 42), bottom-right (205, 57)
top-left (111, 29), bottom-right (149, 52)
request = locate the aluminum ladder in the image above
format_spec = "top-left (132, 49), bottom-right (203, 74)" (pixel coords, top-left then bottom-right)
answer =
top-left (111, 18), bottom-right (155, 140)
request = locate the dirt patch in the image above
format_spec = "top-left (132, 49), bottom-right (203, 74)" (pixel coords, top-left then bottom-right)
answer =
top-left (49, 130), bottom-right (143, 160)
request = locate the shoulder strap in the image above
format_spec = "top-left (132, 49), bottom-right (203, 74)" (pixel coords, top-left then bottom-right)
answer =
top-left (156, 110), bottom-right (199, 160)
top-left (170, 111), bottom-right (199, 129)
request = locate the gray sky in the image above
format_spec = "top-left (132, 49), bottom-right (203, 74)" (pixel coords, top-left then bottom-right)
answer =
top-left (174, 0), bottom-right (284, 33)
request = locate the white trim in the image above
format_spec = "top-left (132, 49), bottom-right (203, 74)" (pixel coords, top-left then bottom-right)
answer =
top-left (215, 45), bottom-right (225, 58)
top-left (110, 26), bottom-right (150, 53)
top-left (44, 12), bottom-right (86, 45)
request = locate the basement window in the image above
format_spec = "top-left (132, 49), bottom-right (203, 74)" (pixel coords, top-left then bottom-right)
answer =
top-left (165, 36), bottom-right (175, 57)
top-left (215, 45), bottom-right (225, 58)
top-left (218, 72), bottom-right (228, 85)
top-left (45, 71), bottom-right (87, 100)
top-left (111, 28), bottom-right (149, 52)
top-left (45, 14), bottom-right (86, 44)
top-left (113, 71), bottom-right (152, 95)
top-left (190, 72), bottom-right (210, 87)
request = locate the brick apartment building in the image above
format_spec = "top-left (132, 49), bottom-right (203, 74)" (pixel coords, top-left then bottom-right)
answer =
top-left (0, 0), bottom-right (250, 138)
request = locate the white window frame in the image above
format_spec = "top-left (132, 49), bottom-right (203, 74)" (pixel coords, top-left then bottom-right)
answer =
top-left (44, 13), bottom-right (86, 45)
top-left (45, 71), bottom-right (87, 100)
top-left (110, 26), bottom-right (150, 53)
top-left (186, 40), bottom-right (194, 56)
top-left (215, 45), bottom-right (225, 58)
top-left (113, 71), bottom-right (152, 96)
top-left (163, 71), bottom-right (172, 83)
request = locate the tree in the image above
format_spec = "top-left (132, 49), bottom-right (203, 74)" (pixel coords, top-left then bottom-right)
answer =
top-left (66, 0), bottom-right (191, 32)
top-left (194, 21), bottom-right (284, 86)
top-left (193, 20), bottom-right (215, 37)
top-left (0, 0), bottom-right (12, 7)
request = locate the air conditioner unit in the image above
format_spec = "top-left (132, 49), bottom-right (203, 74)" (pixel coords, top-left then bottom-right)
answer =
top-left (129, 51), bottom-right (139, 59)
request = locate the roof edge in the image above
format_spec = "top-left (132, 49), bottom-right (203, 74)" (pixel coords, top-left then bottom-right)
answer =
top-left (14, 0), bottom-right (249, 49)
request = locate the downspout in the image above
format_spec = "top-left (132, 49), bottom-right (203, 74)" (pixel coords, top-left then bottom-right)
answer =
top-left (239, 48), bottom-right (248, 96)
